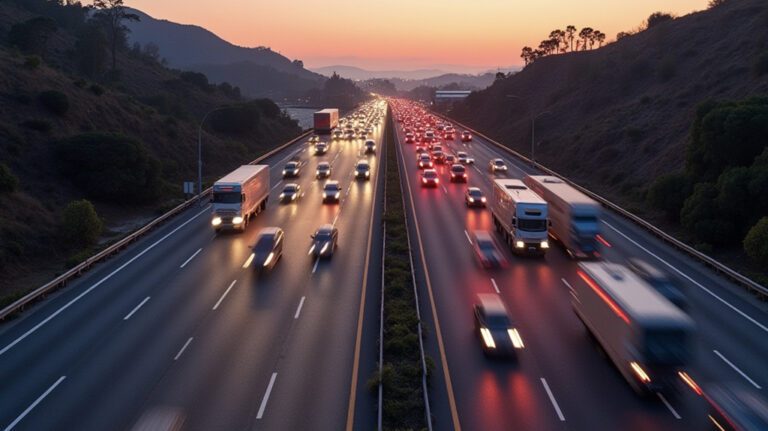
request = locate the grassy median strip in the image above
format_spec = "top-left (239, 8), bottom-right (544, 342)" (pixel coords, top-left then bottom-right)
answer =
top-left (372, 114), bottom-right (431, 430)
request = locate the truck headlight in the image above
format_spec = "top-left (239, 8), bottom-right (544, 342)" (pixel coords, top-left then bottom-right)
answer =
top-left (541, 240), bottom-right (549, 249)
top-left (515, 240), bottom-right (525, 249)
top-left (282, 170), bottom-right (287, 175)
top-left (233, 216), bottom-right (244, 225)
top-left (211, 217), bottom-right (222, 226)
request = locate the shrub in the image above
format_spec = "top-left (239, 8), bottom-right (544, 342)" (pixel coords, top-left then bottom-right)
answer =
top-left (0, 163), bottom-right (19, 193)
top-left (21, 119), bottom-right (52, 132)
top-left (647, 171), bottom-right (692, 220)
top-left (38, 90), bottom-right (69, 115)
top-left (753, 51), bottom-right (768, 77)
top-left (23, 55), bottom-right (41, 69)
top-left (61, 199), bottom-right (103, 249)
top-left (8, 16), bottom-right (57, 54)
top-left (681, 183), bottom-right (734, 245)
top-left (646, 12), bottom-right (674, 29)
top-left (744, 218), bottom-right (768, 266)
top-left (89, 84), bottom-right (104, 96)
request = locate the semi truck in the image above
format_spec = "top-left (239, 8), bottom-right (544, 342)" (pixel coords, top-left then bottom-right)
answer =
top-left (523, 175), bottom-right (601, 258)
top-left (313, 108), bottom-right (339, 134)
top-left (573, 262), bottom-right (696, 395)
top-left (490, 179), bottom-right (549, 255)
top-left (211, 165), bottom-right (269, 233)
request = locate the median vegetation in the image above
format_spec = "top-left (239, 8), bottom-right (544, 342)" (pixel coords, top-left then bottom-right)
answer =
top-left (375, 112), bottom-right (430, 430)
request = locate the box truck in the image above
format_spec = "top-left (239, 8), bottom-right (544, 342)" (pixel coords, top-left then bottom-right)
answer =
top-left (524, 175), bottom-right (601, 258)
top-left (490, 179), bottom-right (549, 255)
top-left (211, 165), bottom-right (269, 233)
top-left (573, 262), bottom-right (696, 395)
top-left (313, 108), bottom-right (339, 134)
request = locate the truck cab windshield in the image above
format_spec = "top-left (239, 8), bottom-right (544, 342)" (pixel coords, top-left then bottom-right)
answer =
top-left (644, 329), bottom-right (690, 366)
top-left (213, 192), bottom-right (241, 204)
top-left (518, 219), bottom-right (547, 232)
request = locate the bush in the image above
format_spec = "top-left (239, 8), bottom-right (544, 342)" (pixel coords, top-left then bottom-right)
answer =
top-left (8, 16), bottom-right (57, 54)
top-left (38, 90), bottom-right (69, 115)
top-left (744, 218), bottom-right (768, 266)
top-left (754, 52), bottom-right (768, 77)
top-left (89, 84), bottom-right (104, 96)
top-left (646, 171), bottom-right (691, 221)
top-left (0, 163), bottom-right (19, 193)
top-left (61, 199), bottom-right (103, 249)
top-left (23, 55), bottom-right (41, 69)
top-left (21, 119), bottom-right (52, 132)
top-left (680, 183), bottom-right (734, 245)
top-left (646, 12), bottom-right (674, 29)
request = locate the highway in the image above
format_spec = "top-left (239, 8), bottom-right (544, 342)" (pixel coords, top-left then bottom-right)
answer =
top-left (390, 100), bottom-right (768, 431)
top-left (0, 103), bottom-right (386, 431)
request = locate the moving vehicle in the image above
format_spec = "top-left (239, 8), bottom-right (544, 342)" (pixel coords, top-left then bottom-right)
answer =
top-left (211, 165), bottom-right (269, 233)
top-left (279, 183), bottom-right (301, 203)
top-left (449, 164), bottom-right (467, 182)
top-left (491, 179), bottom-right (549, 255)
top-left (332, 129), bottom-right (344, 140)
top-left (574, 262), bottom-right (696, 394)
top-left (405, 133), bottom-right (416, 144)
top-left (473, 294), bottom-right (524, 358)
top-left (418, 155), bottom-right (433, 169)
top-left (432, 151), bottom-right (445, 164)
top-left (314, 141), bottom-right (328, 155)
top-left (421, 169), bottom-right (439, 187)
top-left (461, 130), bottom-right (472, 142)
top-left (701, 384), bottom-right (768, 431)
top-left (316, 162), bottom-right (331, 179)
top-left (626, 258), bottom-right (687, 310)
top-left (523, 175), bottom-right (601, 258)
top-left (472, 231), bottom-right (507, 268)
top-left (308, 135), bottom-right (320, 144)
top-left (445, 154), bottom-right (456, 165)
top-left (282, 161), bottom-right (301, 178)
top-left (457, 151), bottom-right (475, 164)
top-left (489, 158), bottom-right (508, 173)
top-left (355, 160), bottom-right (371, 180)
top-left (465, 187), bottom-right (486, 207)
top-left (251, 227), bottom-right (284, 271)
top-left (313, 108), bottom-right (339, 133)
top-left (309, 224), bottom-right (339, 258)
top-left (322, 181), bottom-right (341, 203)
top-left (364, 139), bottom-right (376, 154)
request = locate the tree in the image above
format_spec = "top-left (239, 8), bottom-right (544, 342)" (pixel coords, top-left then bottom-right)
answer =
top-left (75, 22), bottom-right (108, 77)
top-left (93, 0), bottom-right (139, 72)
top-left (646, 171), bottom-right (691, 221)
top-left (617, 31), bottom-right (631, 40)
top-left (292, 59), bottom-right (304, 68)
top-left (143, 42), bottom-right (160, 61)
top-left (61, 199), bottom-right (103, 249)
top-left (495, 71), bottom-right (506, 81)
top-left (520, 46), bottom-right (534, 65)
top-left (594, 31), bottom-right (606, 47)
top-left (549, 29), bottom-right (566, 52)
top-left (744, 217), bottom-right (768, 266)
top-left (708, 0), bottom-right (728, 8)
top-left (8, 17), bottom-right (57, 55)
top-left (565, 25), bottom-right (577, 51)
top-left (578, 27), bottom-right (594, 50)
top-left (680, 183), bottom-right (734, 246)
top-left (647, 12), bottom-right (674, 29)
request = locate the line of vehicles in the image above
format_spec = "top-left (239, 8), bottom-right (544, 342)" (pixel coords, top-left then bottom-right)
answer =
top-left (390, 99), bottom-right (768, 430)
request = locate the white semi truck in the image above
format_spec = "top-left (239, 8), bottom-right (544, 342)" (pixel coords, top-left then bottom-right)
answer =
top-left (524, 175), bottom-right (601, 258)
top-left (211, 165), bottom-right (269, 233)
top-left (573, 262), bottom-right (696, 394)
top-left (490, 179), bottom-right (549, 256)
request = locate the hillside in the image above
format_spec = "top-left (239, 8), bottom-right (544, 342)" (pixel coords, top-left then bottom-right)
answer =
top-left (392, 72), bottom-right (497, 91)
top-left (312, 65), bottom-right (447, 81)
top-left (0, 0), bottom-right (302, 298)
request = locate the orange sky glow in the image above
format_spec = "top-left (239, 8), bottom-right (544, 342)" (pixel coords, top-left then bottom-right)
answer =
top-left (126, 0), bottom-right (710, 72)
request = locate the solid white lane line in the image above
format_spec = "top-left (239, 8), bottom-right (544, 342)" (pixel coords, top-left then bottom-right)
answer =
top-left (0, 207), bottom-right (210, 357)
top-left (294, 296), bottom-right (306, 319)
top-left (561, 278), bottom-right (573, 290)
top-left (657, 392), bottom-right (681, 419)
top-left (491, 278), bottom-right (500, 293)
top-left (123, 296), bottom-right (150, 321)
top-left (603, 221), bottom-right (768, 334)
top-left (312, 258), bottom-right (320, 274)
top-left (270, 180), bottom-right (284, 192)
top-left (242, 253), bottom-right (255, 269)
top-left (713, 350), bottom-right (762, 389)
top-left (257, 372), bottom-right (278, 419)
top-left (212, 280), bottom-right (237, 310)
top-left (540, 378), bottom-right (565, 421)
top-left (180, 248), bottom-right (202, 268)
top-left (4, 375), bottom-right (66, 431)
top-left (174, 337), bottom-right (194, 361)
top-left (464, 230), bottom-right (473, 245)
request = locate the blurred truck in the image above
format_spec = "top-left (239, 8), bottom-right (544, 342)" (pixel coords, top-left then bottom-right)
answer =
top-left (211, 165), bottom-right (269, 233)
top-left (313, 108), bottom-right (339, 134)
top-left (524, 175), bottom-right (601, 258)
top-left (490, 179), bottom-right (549, 255)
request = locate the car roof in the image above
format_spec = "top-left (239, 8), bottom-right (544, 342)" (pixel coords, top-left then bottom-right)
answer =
top-left (477, 294), bottom-right (508, 316)
top-left (258, 227), bottom-right (282, 237)
top-left (316, 224), bottom-right (335, 233)
top-left (324, 180), bottom-right (340, 186)
top-left (451, 164), bottom-right (465, 169)
top-left (357, 160), bottom-right (369, 165)
top-left (423, 169), bottom-right (437, 175)
top-left (283, 182), bottom-right (299, 188)
top-left (318, 162), bottom-right (330, 167)
top-left (468, 187), bottom-right (482, 192)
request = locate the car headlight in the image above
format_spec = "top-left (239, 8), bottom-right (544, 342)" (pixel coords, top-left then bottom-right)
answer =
top-left (232, 216), bottom-right (244, 224)
top-left (508, 329), bottom-right (524, 349)
top-left (211, 217), bottom-right (222, 226)
top-left (263, 252), bottom-right (274, 267)
top-left (481, 197), bottom-right (487, 202)
top-left (335, 192), bottom-right (340, 198)
top-left (480, 328), bottom-right (496, 349)
top-left (365, 172), bottom-right (370, 177)
top-left (515, 240), bottom-right (525, 249)
top-left (321, 243), bottom-right (330, 254)
top-left (291, 194), bottom-right (297, 200)
top-left (279, 193), bottom-right (285, 199)
top-left (468, 197), bottom-right (474, 202)
top-left (282, 170), bottom-right (287, 175)
top-left (540, 240), bottom-right (549, 249)
top-left (316, 170), bottom-right (320, 175)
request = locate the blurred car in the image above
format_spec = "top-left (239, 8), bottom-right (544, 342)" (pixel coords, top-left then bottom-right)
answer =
top-left (322, 180), bottom-right (341, 203)
top-left (473, 294), bottom-right (523, 358)
top-left (461, 130), bottom-right (473, 142)
top-left (405, 133), bottom-right (416, 144)
top-left (472, 231), bottom-right (508, 268)
top-left (308, 135), bottom-right (320, 144)
top-left (701, 383), bottom-right (768, 431)
top-left (627, 258), bottom-right (687, 310)
top-left (355, 160), bottom-right (371, 180)
top-left (309, 224), bottom-right (338, 258)
top-left (364, 139), bottom-right (376, 154)
top-left (251, 227), bottom-right (284, 271)
top-left (449, 164), bottom-right (467, 182)
top-left (489, 158), bottom-right (508, 173)
top-left (279, 183), bottom-right (301, 203)
top-left (418, 154), bottom-right (433, 169)
top-left (465, 187), bottom-right (487, 207)
top-left (445, 154), bottom-right (456, 165)
top-left (316, 161), bottom-right (332, 179)
top-left (332, 129), bottom-right (344, 140)
top-left (314, 141), bottom-right (328, 155)
top-left (457, 151), bottom-right (475, 164)
top-left (421, 169), bottom-right (439, 187)
top-left (416, 146), bottom-right (427, 155)
top-left (345, 129), bottom-right (356, 139)
top-left (432, 151), bottom-right (446, 164)
top-left (282, 161), bottom-right (301, 178)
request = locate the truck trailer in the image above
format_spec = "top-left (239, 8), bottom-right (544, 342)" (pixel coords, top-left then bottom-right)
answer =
top-left (523, 175), bottom-right (601, 258)
top-left (573, 262), bottom-right (696, 395)
top-left (490, 179), bottom-right (549, 255)
top-left (313, 108), bottom-right (339, 134)
top-left (211, 165), bottom-right (269, 233)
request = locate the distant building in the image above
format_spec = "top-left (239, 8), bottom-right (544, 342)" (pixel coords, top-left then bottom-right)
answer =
top-left (434, 90), bottom-right (471, 105)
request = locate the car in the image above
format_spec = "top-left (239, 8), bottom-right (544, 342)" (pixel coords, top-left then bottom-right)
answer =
top-left (444, 129), bottom-right (455, 140)
top-left (308, 135), bottom-right (320, 144)
top-left (315, 141), bottom-right (328, 155)
top-left (322, 180), bottom-right (341, 203)
top-left (364, 139), bottom-right (376, 154)
top-left (279, 183), bottom-right (301, 203)
top-left (333, 129), bottom-right (344, 140)
top-left (465, 187), bottom-right (487, 207)
top-left (418, 154), bottom-right (433, 169)
top-left (345, 129), bottom-right (356, 139)
top-left (489, 158), bottom-right (508, 173)
top-left (445, 154), bottom-right (456, 165)
top-left (472, 231), bottom-right (508, 268)
top-left (432, 151), bottom-right (446, 164)
top-left (309, 224), bottom-right (339, 258)
top-left (355, 160), bottom-right (371, 180)
top-left (282, 161), bottom-right (301, 178)
top-left (431, 144), bottom-right (443, 153)
top-left (404, 133), bottom-right (416, 144)
top-left (415, 146), bottom-right (427, 155)
top-left (421, 169), bottom-right (439, 187)
top-left (316, 162), bottom-right (332, 179)
top-left (626, 258), bottom-right (687, 310)
top-left (251, 227), bottom-right (284, 271)
top-left (457, 151), bottom-right (475, 164)
top-left (449, 164), bottom-right (467, 182)
top-left (461, 130), bottom-right (472, 142)
top-left (473, 294), bottom-right (523, 358)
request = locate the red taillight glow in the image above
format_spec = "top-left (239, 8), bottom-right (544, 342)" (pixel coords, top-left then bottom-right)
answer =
top-left (577, 270), bottom-right (630, 325)
top-left (596, 234), bottom-right (612, 248)
top-left (678, 371), bottom-right (702, 395)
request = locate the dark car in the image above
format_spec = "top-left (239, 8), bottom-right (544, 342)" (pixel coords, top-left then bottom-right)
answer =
top-left (472, 231), bottom-right (508, 268)
top-left (355, 160), bottom-right (371, 180)
top-left (421, 169), bottom-right (439, 187)
top-left (474, 294), bottom-right (523, 358)
top-left (449, 164), bottom-right (467, 182)
top-left (418, 154), bottom-right (433, 169)
top-left (314, 141), bottom-right (328, 155)
top-left (316, 162), bottom-right (332, 179)
top-left (251, 227), bottom-right (284, 271)
top-left (626, 258), bottom-right (687, 310)
top-left (364, 139), bottom-right (376, 154)
top-left (322, 180), bottom-right (341, 203)
top-left (282, 161), bottom-right (301, 178)
top-left (465, 187), bottom-right (487, 207)
top-left (279, 183), bottom-right (301, 203)
top-left (461, 130), bottom-right (472, 142)
top-left (432, 151), bottom-right (446, 164)
top-left (309, 224), bottom-right (339, 258)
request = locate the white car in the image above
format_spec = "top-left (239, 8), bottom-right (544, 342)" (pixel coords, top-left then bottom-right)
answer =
top-left (457, 152), bottom-right (475, 164)
top-left (489, 158), bottom-right (508, 173)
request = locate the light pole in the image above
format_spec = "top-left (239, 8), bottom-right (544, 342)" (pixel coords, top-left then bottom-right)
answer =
top-left (531, 111), bottom-right (551, 168)
top-left (197, 105), bottom-right (235, 203)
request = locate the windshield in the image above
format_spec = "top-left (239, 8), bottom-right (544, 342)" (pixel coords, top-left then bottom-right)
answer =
top-left (213, 192), bottom-right (241, 204)
top-left (478, 240), bottom-right (495, 252)
top-left (424, 172), bottom-right (437, 178)
top-left (325, 184), bottom-right (340, 191)
top-left (283, 186), bottom-right (297, 193)
top-left (254, 235), bottom-right (275, 253)
top-left (494, 160), bottom-right (505, 166)
top-left (486, 313), bottom-right (510, 329)
top-left (518, 218), bottom-right (547, 232)
top-left (469, 190), bottom-right (483, 197)
top-left (315, 231), bottom-right (332, 241)
top-left (451, 166), bottom-right (465, 173)
top-left (644, 328), bottom-right (690, 366)
top-left (286, 162), bottom-right (298, 169)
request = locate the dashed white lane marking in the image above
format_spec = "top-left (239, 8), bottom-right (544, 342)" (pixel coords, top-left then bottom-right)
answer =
top-left (256, 372), bottom-right (278, 419)
top-left (270, 180), bottom-right (284, 191)
top-left (5, 376), bottom-right (67, 431)
top-left (123, 296), bottom-right (150, 321)
top-left (180, 248), bottom-right (202, 268)
top-left (294, 296), bottom-right (306, 319)
top-left (212, 280), bottom-right (237, 310)
top-left (464, 230), bottom-right (473, 245)
top-left (312, 258), bottom-right (320, 274)
top-left (174, 337), bottom-right (194, 361)
top-left (242, 253), bottom-right (255, 269)
top-left (540, 378), bottom-right (565, 421)
top-left (491, 279), bottom-right (500, 293)
top-left (657, 392), bottom-right (681, 419)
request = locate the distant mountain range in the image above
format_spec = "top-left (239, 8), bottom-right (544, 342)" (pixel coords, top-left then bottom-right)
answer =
top-left (311, 65), bottom-right (448, 81)
top-left (391, 73), bottom-right (498, 92)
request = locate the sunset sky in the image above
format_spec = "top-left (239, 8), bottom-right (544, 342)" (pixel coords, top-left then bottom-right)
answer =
top-left (127, 0), bottom-right (710, 73)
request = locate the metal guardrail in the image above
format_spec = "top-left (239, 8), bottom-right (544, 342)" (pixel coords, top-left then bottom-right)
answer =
top-left (432, 112), bottom-right (768, 299)
top-left (0, 129), bottom-right (314, 321)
